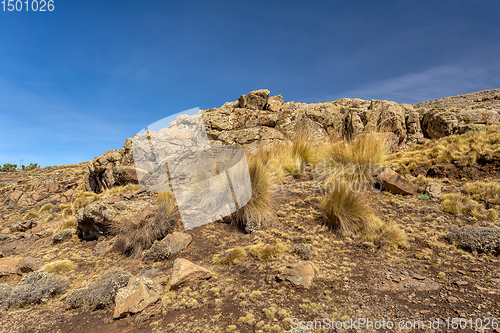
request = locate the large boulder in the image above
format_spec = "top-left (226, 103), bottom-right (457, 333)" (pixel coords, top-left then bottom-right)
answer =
top-left (421, 109), bottom-right (461, 139)
top-left (374, 167), bottom-right (418, 195)
top-left (170, 258), bottom-right (212, 289)
top-left (75, 196), bottom-right (156, 240)
top-left (238, 89), bottom-right (270, 110)
top-left (114, 276), bottom-right (162, 319)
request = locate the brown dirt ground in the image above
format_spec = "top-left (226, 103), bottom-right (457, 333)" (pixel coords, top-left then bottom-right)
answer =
top-left (0, 161), bottom-right (499, 333)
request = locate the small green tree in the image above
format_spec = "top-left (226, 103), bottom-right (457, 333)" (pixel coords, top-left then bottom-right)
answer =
top-left (0, 164), bottom-right (17, 172)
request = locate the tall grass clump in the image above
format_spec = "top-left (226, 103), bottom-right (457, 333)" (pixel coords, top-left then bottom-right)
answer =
top-left (326, 132), bottom-right (389, 185)
top-left (228, 154), bottom-right (273, 233)
top-left (321, 182), bottom-right (377, 236)
top-left (112, 191), bottom-right (180, 257)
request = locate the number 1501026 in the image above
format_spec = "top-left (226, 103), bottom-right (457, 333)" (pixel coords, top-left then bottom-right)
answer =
top-left (1, 0), bottom-right (54, 11)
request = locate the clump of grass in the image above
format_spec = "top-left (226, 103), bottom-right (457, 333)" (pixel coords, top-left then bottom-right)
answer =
top-left (39, 203), bottom-right (54, 213)
top-left (23, 211), bottom-right (39, 220)
top-left (441, 193), bottom-right (480, 215)
top-left (42, 260), bottom-right (75, 274)
top-left (440, 193), bottom-right (497, 220)
top-left (213, 247), bottom-right (247, 265)
top-left (378, 222), bottom-right (408, 249)
top-left (55, 217), bottom-right (76, 232)
top-left (411, 174), bottom-right (442, 186)
top-left (248, 242), bottom-right (286, 261)
top-left (326, 132), bottom-right (389, 185)
top-left (253, 128), bottom-right (319, 181)
top-left (419, 193), bottom-right (431, 201)
top-left (321, 181), bottom-right (377, 236)
top-left (112, 192), bottom-right (180, 257)
top-left (463, 181), bottom-right (500, 204)
top-left (99, 183), bottom-right (142, 198)
top-left (228, 154), bottom-right (273, 233)
top-left (388, 125), bottom-right (500, 174)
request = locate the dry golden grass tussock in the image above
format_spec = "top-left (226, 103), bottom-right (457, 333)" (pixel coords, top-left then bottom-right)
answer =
top-left (389, 125), bottom-right (500, 173)
top-left (321, 181), bottom-right (378, 236)
top-left (43, 260), bottom-right (75, 274)
top-left (55, 216), bottom-right (76, 232)
top-left (213, 247), bottom-right (247, 265)
top-left (229, 154), bottom-right (273, 233)
top-left (112, 192), bottom-right (180, 257)
top-left (326, 132), bottom-right (389, 185)
top-left (248, 242), bottom-right (287, 261)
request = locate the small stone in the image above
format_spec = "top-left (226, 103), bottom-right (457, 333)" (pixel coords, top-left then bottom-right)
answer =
top-left (162, 232), bottom-right (192, 255)
top-left (470, 267), bottom-right (481, 272)
top-left (457, 270), bottom-right (467, 275)
top-left (454, 280), bottom-right (468, 287)
top-left (448, 296), bottom-right (458, 303)
top-left (411, 274), bottom-right (426, 281)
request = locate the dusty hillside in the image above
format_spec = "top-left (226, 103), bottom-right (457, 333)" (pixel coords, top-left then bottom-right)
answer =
top-left (0, 90), bottom-right (499, 333)
top-left (414, 88), bottom-right (500, 110)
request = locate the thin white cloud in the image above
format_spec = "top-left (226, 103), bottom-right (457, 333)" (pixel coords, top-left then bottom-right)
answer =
top-left (317, 60), bottom-right (500, 104)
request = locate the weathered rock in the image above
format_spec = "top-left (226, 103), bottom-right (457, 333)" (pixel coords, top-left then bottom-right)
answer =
top-left (9, 220), bottom-right (37, 233)
top-left (266, 95), bottom-right (283, 112)
top-left (421, 109), bottom-right (461, 139)
top-left (162, 232), bottom-right (192, 254)
top-left (425, 182), bottom-right (442, 199)
top-left (142, 240), bottom-right (171, 262)
top-left (170, 258), bottom-right (212, 288)
top-left (16, 257), bottom-right (42, 274)
top-left (0, 258), bottom-right (20, 277)
top-left (374, 167), bottom-right (418, 195)
top-left (277, 261), bottom-right (314, 288)
top-left (238, 89), bottom-right (270, 110)
top-left (113, 276), bottom-right (162, 319)
top-left (93, 237), bottom-right (117, 255)
top-left (75, 197), bottom-right (156, 240)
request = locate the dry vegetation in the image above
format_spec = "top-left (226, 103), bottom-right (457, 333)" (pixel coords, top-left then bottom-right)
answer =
top-left (388, 125), bottom-right (500, 174)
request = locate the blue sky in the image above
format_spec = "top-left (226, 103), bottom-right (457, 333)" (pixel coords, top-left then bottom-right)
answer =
top-left (1, 0), bottom-right (499, 167)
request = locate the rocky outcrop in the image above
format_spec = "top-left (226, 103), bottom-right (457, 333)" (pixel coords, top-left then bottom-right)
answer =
top-left (205, 91), bottom-right (422, 152)
top-left (84, 140), bottom-right (137, 193)
top-left (75, 196), bottom-right (156, 240)
top-left (80, 89), bottom-right (500, 194)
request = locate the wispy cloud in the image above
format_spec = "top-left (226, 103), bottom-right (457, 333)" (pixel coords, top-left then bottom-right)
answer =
top-left (315, 60), bottom-right (500, 104)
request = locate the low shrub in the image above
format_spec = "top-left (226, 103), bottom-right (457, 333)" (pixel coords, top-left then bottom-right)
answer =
top-left (66, 269), bottom-right (131, 310)
top-left (8, 270), bottom-right (68, 308)
top-left (142, 240), bottom-right (171, 262)
top-left (448, 227), bottom-right (500, 255)
top-left (52, 229), bottom-right (74, 244)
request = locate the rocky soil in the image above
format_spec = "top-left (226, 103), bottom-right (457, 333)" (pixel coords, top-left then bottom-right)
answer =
top-left (0, 89), bottom-right (499, 333)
